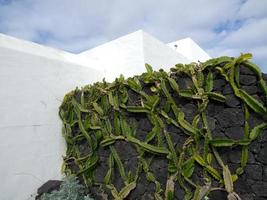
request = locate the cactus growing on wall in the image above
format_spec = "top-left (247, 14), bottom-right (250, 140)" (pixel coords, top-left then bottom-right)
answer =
top-left (59, 54), bottom-right (267, 200)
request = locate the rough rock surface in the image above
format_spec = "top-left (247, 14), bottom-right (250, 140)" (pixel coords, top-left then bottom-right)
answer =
top-left (90, 66), bottom-right (267, 199)
top-left (36, 180), bottom-right (62, 199)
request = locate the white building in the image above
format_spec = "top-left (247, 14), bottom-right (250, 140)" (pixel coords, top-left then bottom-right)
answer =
top-left (0, 30), bottom-right (210, 200)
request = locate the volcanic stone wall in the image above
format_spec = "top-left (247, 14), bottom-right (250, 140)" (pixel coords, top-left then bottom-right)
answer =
top-left (59, 56), bottom-right (267, 200)
top-left (91, 68), bottom-right (267, 200)
top-left (199, 66), bottom-right (267, 200)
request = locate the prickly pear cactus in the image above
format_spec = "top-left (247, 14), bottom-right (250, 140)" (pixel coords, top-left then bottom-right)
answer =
top-left (59, 54), bottom-right (267, 200)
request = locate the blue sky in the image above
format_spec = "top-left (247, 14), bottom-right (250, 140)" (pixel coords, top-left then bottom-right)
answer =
top-left (0, 0), bottom-right (266, 72)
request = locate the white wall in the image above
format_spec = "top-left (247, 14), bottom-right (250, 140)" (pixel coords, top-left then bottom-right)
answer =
top-left (79, 30), bottom-right (191, 81)
top-left (79, 30), bottom-right (145, 81)
top-left (168, 37), bottom-right (211, 62)
top-left (0, 46), bottom-right (103, 200)
top-left (142, 31), bottom-right (190, 69)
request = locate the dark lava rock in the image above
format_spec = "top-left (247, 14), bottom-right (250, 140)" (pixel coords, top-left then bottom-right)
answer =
top-left (240, 74), bottom-right (257, 86)
top-left (259, 130), bottom-right (267, 143)
top-left (191, 165), bottom-right (205, 185)
top-left (168, 129), bottom-right (186, 147)
top-left (78, 140), bottom-right (90, 157)
top-left (114, 141), bottom-right (137, 160)
top-left (90, 186), bottom-right (109, 200)
top-left (124, 157), bottom-right (138, 174)
top-left (248, 111), bottom-right (264, 128)
top-left (207, 116), bottom-right (216, 131)
top-left (127, 89), bottom-right (141, 106)
top-left (98, 146), bottom-right (110, 157)
top-left (135, 129), bottom-right (148, 141)
top-left (130, 173), bottom-right (147, 199)
top-left (155, 168), bottom-right (168, 185)
top-left (175, 75), bottom-right (192, 90)
top-left (174, 184), bottom-right (185, 200)
top-left (251, 182), bottom-right (267, 197)
top-left (240, 65), bottom-right (255, 75)
top-left (138, 117), bottom-right (152, 132)
top-left (250, 140), bottom-right (261, 154)
top-left (241, 85), bottom-right (259, 95)
top-left (247, 151), bottom-right (256, 164)
top-left (228, 148), bottom-right (241, 164)
top-left (228, 147), bottom-right (255, 165)
top-left (224, 126), bottom-right (244, 140)
top-left (225, 94), bottom-right (240, 107)
top-left (141, 192), bottom-right (154, 200)
top-left (180, 103), bottom-right (197, 122)
top-left (247, 178), bottom-right (256, 186)
top-left (208, 190), bottom-right (228, 199)
top-left (207, 102), bottom-right (224, 117)
top-left (228, 163), bottom-right (239, 172)
top-left (168, 124), bottom-right (182, 134)
top-left (234, 175), bottom-right (251, 194)
top-left (258, 145), bottom-right (267, 164)
top-left (223, 84), bottom-right (234, 95)
top-left (150, 157), bottom-right (168, 171)
top-left (252, 94), bottom-right (265, 105)
top-left (113, 170), bottom-right (124, 191)
top-left (36, 180), bottom-right (62, 199)
top-left (246, 164), bottom-right (263, 181)
top-left (255, 197), bottom-right (267, 200)
top-left (215, 108), bottom-right (244, 128)
top-left (264, 167), bottom-right (267, 180)
top-left (213, 78), bottom-right (226, 91)
top-left (240, 193), bottom-right (256, 200)
top-left (212, 127), bottom-right (226, 138)
top-left (94, 162), bottom-right (108, 183)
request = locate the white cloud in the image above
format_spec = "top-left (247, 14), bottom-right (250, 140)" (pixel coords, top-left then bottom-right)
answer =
top-left (217, 18), bottom-right (267, 48)
top-left (237, 0), bottom-right (267, 19)
top-left (0, 0), bottom-right (266, 72)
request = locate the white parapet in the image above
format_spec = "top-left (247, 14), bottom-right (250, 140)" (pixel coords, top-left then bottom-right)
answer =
top-left (0, 34), bottom-right (104, 200)
top-left (78, 30), bottom-right (191, 81)
top-left (168, 37), bottom-right (211, 62)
